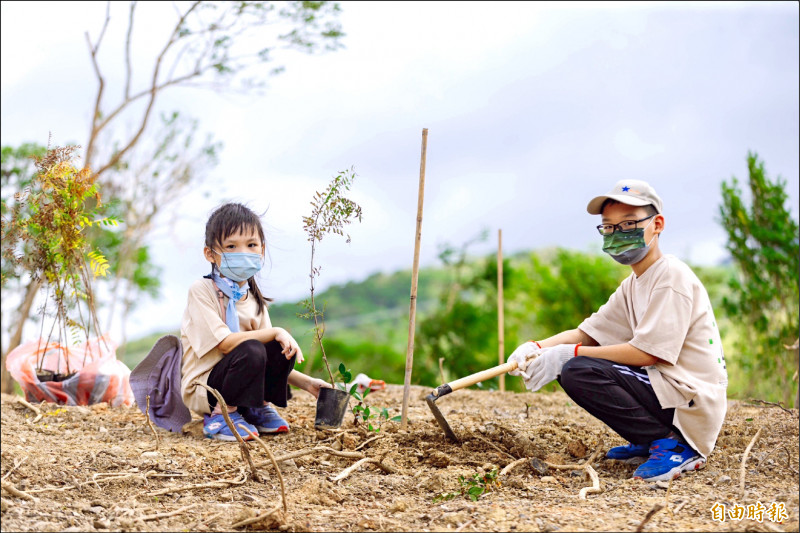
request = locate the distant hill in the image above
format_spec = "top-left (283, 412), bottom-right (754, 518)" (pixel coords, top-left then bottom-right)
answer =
top-left (120, 265), bottom-right (453, 370)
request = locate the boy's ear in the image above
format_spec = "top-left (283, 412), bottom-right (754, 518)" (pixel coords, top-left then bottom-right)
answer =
top-left (203, 246), bottom-right (216, 264)
top-left (654, 214), bottom-right (665, 234)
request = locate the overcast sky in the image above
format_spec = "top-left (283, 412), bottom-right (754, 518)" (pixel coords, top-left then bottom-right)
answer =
top-left (2, 1), bottom-right (798, 344)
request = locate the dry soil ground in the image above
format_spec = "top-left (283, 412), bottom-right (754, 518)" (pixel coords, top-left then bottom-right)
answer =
top-left (1, 385), bottom-right (798, 532)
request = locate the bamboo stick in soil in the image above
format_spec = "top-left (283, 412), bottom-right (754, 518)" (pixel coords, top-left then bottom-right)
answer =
top-left (498, 228), bottom-right (505, 392)
top-left (401, 128), bottom-right (428, 429)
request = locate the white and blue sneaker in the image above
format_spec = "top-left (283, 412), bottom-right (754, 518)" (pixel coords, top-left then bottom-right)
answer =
top-left (203, 411), bottom-right (257, 441)
top-left (606, 442), bottom-right (651, 463)
top-left (633, 438), bottom-right (705, 482)
top-left (240, 404), bottom-right (289, 434)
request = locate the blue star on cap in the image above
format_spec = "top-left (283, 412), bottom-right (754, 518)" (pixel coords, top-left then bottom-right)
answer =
top-left (622, 186), bottom-right (630, 192)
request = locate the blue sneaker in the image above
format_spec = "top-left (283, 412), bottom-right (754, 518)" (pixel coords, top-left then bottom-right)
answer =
top-left (203, 412), bottom-right (257, 441)
top-left (606, 442), bottom-right (651, 463)
top-left (633, 438), bottom-right (705, 482)
top-left (240, 404), bottom-right (289, 434)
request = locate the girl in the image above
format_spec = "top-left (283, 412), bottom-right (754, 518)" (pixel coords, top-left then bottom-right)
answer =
top-left (180, 202), bottom-right (330, 441)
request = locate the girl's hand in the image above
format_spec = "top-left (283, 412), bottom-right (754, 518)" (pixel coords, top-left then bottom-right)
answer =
top-left (305, 377), bottom-right (333, 399)
top-left (275, 328), bottom-right (303, 363)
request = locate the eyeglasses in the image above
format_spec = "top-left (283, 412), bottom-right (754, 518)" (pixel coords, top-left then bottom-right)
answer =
top-left (596, 215), bottom-right (655, 235)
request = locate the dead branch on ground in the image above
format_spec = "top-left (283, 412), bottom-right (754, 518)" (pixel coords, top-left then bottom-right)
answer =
top-left (330, 451), bottom-right (396, 482)
top-left (253, 446), bottom-right (365, 469)
top-left (472, 432), bottom-right (517, 461)
top-left (635, 502), bottom-right (665, 532)
top-left (146, 469), bottom-right (247, 497)
top-left (144, 394), bottom-right (160, 449)
top-left (747, 398), bottom-right (795, 416)
top-left (740, 427), bottom-right (764, 498)
top-left (355, 434), bottom-right (385, 450)
top-left (141, 503), bottom-right (199, 521)
top-left (194, 382), bottom-right (260, 482)
top-left (231, 506), bottom-right (283, 529)
top-left (543, 440), bottom-right (604, 500)
top-left (1, 481), bottom-right (38, 502)
top-left (241, 425), bottom-right (287, 516)
top-left (16, 398), bottom-right (42, 424)
top-left (1, 456), bottom-right (28, 482)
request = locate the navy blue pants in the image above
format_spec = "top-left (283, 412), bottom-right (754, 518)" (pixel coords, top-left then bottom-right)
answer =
top-left (206, 339), bottom-right (295, 410)
top-left (558, 356), bottom-right (680, 445)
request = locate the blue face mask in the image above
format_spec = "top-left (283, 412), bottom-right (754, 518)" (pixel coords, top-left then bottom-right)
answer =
top-left (214, 251), bottom-right (263, 282)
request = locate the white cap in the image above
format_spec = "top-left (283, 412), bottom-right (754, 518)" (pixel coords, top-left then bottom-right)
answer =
top-left (586, 179), bottom-right (663, 215)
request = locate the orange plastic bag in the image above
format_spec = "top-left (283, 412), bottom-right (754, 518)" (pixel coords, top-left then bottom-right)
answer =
top-left (5, 336), bottom-right (134, 407)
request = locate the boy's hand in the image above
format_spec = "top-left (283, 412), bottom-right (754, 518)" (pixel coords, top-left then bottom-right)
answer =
top-left (507, 341), bottom-right (543, 376)
top-left (275, 328), bottom-right (304, 363)
top-left (521, 344), bottom-right (576, 391)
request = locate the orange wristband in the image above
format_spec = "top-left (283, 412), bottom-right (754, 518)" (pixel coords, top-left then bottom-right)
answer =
top-left (529, 340), bottom-right (542, 349)
top-left (574, 342), bottom-right (582, 357)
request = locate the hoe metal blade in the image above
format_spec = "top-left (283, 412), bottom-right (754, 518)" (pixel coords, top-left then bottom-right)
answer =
top-left (425, 385), bottom-right (459, 442)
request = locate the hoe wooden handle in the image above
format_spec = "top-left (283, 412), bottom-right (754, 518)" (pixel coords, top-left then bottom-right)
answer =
top-left (446, 361), bottom-right (519, 393)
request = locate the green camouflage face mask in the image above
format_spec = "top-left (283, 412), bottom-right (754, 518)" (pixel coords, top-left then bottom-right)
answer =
top-left (602, 218), bottom-right (655, 265)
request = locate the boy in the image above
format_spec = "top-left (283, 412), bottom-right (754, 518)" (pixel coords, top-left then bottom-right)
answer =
top-left (508, 179), bottom-right (728, 482)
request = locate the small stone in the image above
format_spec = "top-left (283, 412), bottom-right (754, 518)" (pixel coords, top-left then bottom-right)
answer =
top-left (715, 475), bottom-right (732, 485)
top-left (566, 439), bottom-right (587, 458)
top-left (541, 476), bottom-right (558, 483)
top-left (98, 426), bottom-right (108, 433)
top-left (94, 518), bottom-right (111, 529)
top-left (141, 451), bottom-right (159, 458)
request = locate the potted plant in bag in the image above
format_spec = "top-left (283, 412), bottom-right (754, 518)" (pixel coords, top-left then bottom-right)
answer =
top-left (300, 168), bottom-right (362, 429)
top-left (2, 143), bottom-right (117, 396)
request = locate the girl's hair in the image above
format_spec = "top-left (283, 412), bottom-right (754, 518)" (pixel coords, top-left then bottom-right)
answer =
top-left (204, 202), bottom-right (272, 315)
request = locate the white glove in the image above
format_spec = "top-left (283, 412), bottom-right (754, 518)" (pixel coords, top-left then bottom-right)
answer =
top-left (507, 341), bottom-right (543, 377)
top-left (521, 344), bottom-right (577, 392)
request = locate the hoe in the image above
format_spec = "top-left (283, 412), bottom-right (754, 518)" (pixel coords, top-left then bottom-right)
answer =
top-left (425, 357), bottom-right (530, 442)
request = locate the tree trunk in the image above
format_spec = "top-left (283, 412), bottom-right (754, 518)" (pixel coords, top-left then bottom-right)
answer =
top-left (1, 278), bottom-right (43, 393)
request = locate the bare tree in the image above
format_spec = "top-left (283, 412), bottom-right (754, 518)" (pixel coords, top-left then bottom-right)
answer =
top-left (1, 1), bottom-right (345, 392)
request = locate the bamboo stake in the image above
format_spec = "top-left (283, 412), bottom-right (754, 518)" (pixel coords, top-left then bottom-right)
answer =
top-left (401, 127), bottom-right (428, 429)
top-left (497, 228), bottom-right (505, 392)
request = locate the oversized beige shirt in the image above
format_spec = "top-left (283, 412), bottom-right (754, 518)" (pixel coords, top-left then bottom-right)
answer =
top-left (180, 278), bottom-right (271, 415)
top-left (578, 254), bottom-right (728, 458)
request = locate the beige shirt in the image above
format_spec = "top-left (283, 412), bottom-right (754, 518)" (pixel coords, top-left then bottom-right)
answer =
top-left (180, 278), bottom-right (271, 415)
top-left (578, 254), bottom-right (728, 458)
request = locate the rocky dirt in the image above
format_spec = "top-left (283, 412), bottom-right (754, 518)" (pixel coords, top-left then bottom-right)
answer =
top-left (1, 385), bottom-right (798, 532)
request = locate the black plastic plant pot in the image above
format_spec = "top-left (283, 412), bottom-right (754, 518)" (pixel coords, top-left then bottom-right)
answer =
top-left (314, 387), bottom-right (351, 429)
top-left (36, 370), bottom-right (75, 383)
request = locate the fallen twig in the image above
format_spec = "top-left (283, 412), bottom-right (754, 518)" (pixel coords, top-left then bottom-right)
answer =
top-left (455, 517), bottom-right (475, 532)
top-left (636, 502), bottom-right (665, 532)
top-left (330, 452), bottom-right (396, 482)
top-left (241, 425), bottom-right (287, 516)
top-left (254, 446), bottom-right (364, 469)
top-left (194, 382), bottom-right (260, 482)
top-left (141, 503), bottom-right (199, 521)
top-left (747, 398), bottom-right (795, 415)
top-left (145, 394), bottom-right (160, 450)
top-left (26, 471), bottom-right (187, 494)
top-left (473, 433), bottom-right (516, 461)
top-left (356, 434), bottom-right (385, 451)
top-left (231, 505), bottom-right (282, 529)
top-left (146, 476), bottom-right (247, 497)
top-left (1, 456), bottom-right (28, 482)
top-left (578, 465), bottom-right (600, 500)
top-left (16, 398), bottom-right (42, 424)
top-left (545, 440), bottom-right (605, 500)
top-left (499, 458), bottom-right (527, 476)
top-left (740, 427), bottom-right (763, 498)
top-left (1, 480), bottom-right (38, 502)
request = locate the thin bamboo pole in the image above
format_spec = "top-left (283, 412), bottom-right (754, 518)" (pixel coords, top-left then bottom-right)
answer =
top-left (497, 229), bottom-right (505, 392)
top-left (401, 128), bottom-right (428, 429)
